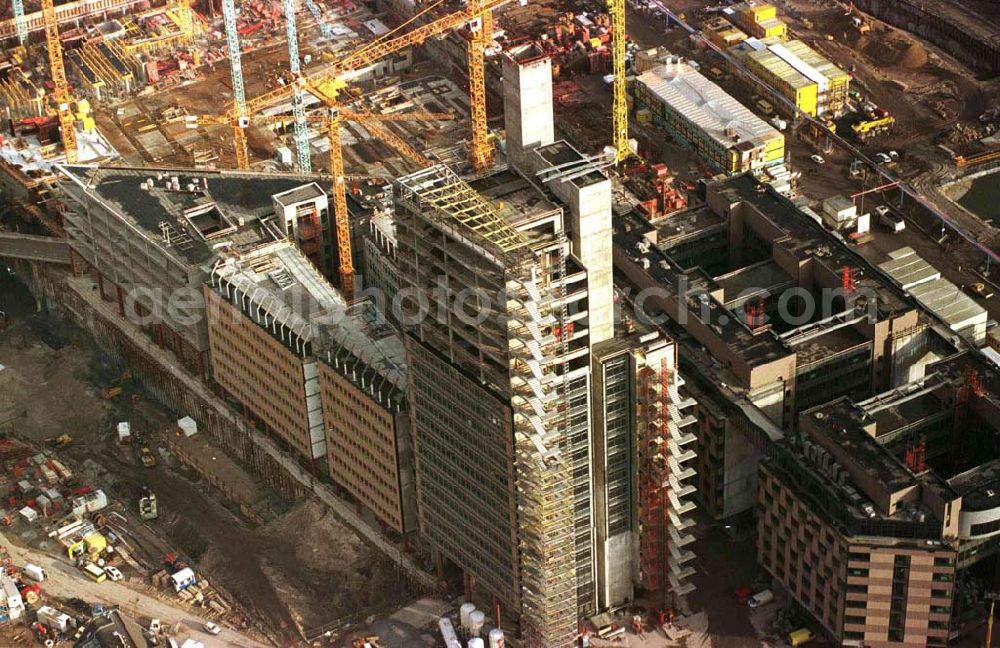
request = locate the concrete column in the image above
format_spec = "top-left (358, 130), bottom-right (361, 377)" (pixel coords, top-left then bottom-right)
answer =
top-left (502, 44), bottom-right (555, 175)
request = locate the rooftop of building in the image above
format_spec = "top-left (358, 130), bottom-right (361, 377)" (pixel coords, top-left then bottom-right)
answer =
top-left (534, 140), bottom-right (608, 188)
top-left (469, 168), bottom-right (563, 227)
top-left (793, 352), bottom-right (1000, 521)
top-left (879, 248), bottom-right (987, 333)
top-left (210, 243), bottom-right (406, 405)
top-left (807, 398), bottom-right (918, 491)
top-left (787, 322), bottom-right (870, 367)
top-left (715, 259), bottom-right (794, 305)
top-left (949, 458), bottom-right (1000, 512)
top-left (614, 174), bottom-right (911, 371)
top-left (59, 165), bottom-right (328, 266)
top-left (636, 61), bottom-right (782, 152)
top-left (745, 44), bottom-right (818, 90)
top-left (394, 165), bottom-right (538, 262)
top-left (504, 42), bottom-right (550, 66)
top-left (273, 182), bottom-right (327, 207)
top-left (76, 610), bottom-right (149, 648)
top-left (653, 204), bottom-right (726, 262)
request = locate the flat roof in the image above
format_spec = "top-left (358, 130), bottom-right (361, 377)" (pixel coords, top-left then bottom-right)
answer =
top-left (790, 324), bottom-right (870, 367)
top-left (808, 398), bottom-right (918, 492)
top-left (715, 259), bottom-right (794, 305)
top-left (950, 458), bottom-right (1000, 511)
top-left (614, 174), bottom-right (912, 370)
top-left (59, 165), bottom-right (325, 265)
top-left (534, 140), bottom-right (608, 188)
top-left (637, 62), bottom-right (781, 152)
top-left (469, 169), bottom-right (562, 227)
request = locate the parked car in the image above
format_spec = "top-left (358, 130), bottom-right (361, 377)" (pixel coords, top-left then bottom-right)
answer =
top-left (204, 621), bottom-right (222, 635)
top-left (874, 152), bottom-right (892, 164)
top-left (964, 283), bottom-right (994, 299)
top-left (789, 628), bottom-right (815, 646)
top-left (103, 566), bottom-right (123, 581)
top-left (810, 154), bottom-right (825, 164)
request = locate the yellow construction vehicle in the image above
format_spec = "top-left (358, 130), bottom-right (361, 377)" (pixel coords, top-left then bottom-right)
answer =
top-left (851, 115), bottom-right (895, 141)
top-left (48, 434), bottom-right (73, 448)
top-left (140, 447), bottom-right (157, 468)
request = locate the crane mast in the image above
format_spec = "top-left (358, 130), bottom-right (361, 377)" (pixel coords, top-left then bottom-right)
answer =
top-left (221, 0), bottom-right (250, 169)
top-left (13, 0), bottom-right (27, 44)
top-left (467, 6), bottom-right (494, 172)
top-left (40, 0), bottom-right (77, 163)
top-left (608, 0), bottom-right (628, 161)
top-left (283, 0), bottom-right (313, 172)
top-left (224, 0), bottom-right (515, 171)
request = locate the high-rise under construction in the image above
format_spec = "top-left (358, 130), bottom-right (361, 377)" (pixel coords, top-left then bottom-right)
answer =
top-left (391, 43), bottom-right (698, 646)
top-left (394, 162), bottom-right (590, 645)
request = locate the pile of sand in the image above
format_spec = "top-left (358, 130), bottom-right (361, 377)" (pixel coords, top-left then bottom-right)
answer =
top-left (898, 41), bottom-right (929, 69)
top-left (861, 36), bottom-right (928, 69)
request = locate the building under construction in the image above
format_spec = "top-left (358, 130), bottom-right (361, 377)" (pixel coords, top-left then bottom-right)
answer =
top-left (391, 43), bottom-right (697, 645)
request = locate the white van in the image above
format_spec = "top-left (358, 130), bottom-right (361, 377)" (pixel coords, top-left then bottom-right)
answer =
top-left (748, 589), bottom-right (775, 608)
top-left (22, 563), bottom-right (46, 582)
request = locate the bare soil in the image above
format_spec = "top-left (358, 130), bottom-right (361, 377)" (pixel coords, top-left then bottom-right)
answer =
top-left (0, 278), bottom-right (415, 644)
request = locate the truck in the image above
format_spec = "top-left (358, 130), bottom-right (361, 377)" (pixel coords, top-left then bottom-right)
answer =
top-left (81, 562), bottom-right (106, 583)
top-left (22, 563), bottom-right (46, 582)
top-left (878, 209), bottom-right (906, 233)
top-left (140, 447), bottom-right (157, 468)
top-left (139, 489), bottom-right (159, 521)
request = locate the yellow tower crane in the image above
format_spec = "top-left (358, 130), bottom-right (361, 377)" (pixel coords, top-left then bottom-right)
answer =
top-left (608, 0), bottom-right (628, 162)
top-left (191, 106), bottom-right (452, 299)
top-left (467, 8), bottom-right (494, 172)
top-left (220, 0), bottom-right (514, 172)
top-left (40, 0), bottom-right (78, 163)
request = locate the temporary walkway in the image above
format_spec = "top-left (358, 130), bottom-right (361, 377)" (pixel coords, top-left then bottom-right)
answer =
top-left (0, 232), bottom-right (71, 264)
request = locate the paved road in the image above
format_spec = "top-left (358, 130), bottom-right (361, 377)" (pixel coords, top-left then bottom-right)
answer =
top-left (0, 533), bottom-right (270, 648)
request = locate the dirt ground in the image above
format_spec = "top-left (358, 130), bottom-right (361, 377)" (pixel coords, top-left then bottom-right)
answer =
top-left (0, 273), bottom-right (415, 644)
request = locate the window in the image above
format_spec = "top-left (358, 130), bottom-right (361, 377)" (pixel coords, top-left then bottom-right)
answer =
top-left (933, 573), bottom-right (953, 582)
top-left (934, 556), bottom-right (954, 567)
top-left (845, 615), bottom-right (865, 625)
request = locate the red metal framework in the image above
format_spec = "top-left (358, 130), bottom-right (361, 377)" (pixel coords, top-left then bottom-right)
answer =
top-left (639, 358), bottom-right (672, 610)
top-left (904, 434), bottom-right (926, 473)
top-left (842, 266), bottom-right (857, 292)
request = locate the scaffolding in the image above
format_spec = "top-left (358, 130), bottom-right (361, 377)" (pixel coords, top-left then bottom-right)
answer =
top-left (120, 1), bottom-right (200, 56)
top-left (394, 164), bottom-right (587, 646)
top-left (637, 354), bottom-right (697, 611)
